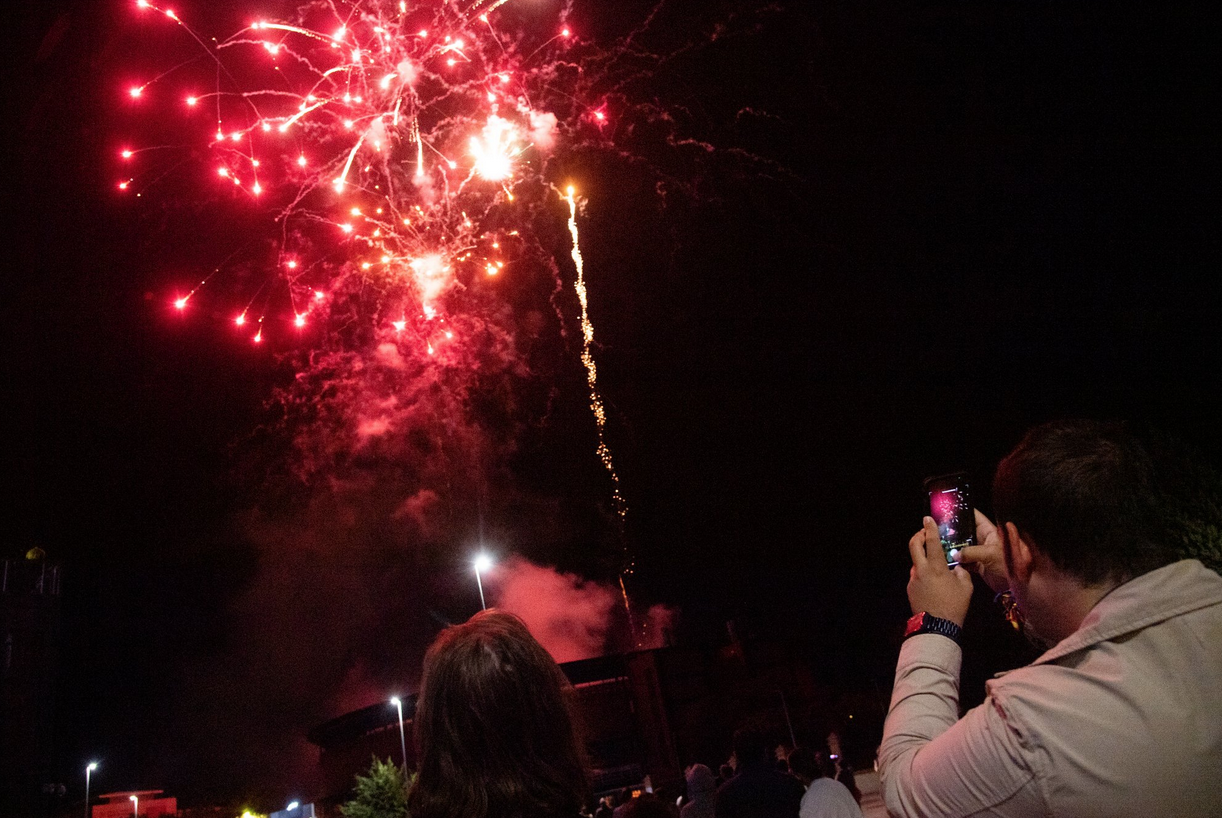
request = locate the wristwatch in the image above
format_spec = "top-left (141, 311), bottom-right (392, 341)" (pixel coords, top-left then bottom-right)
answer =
top-left (905, 611), bottom-right (962, 644)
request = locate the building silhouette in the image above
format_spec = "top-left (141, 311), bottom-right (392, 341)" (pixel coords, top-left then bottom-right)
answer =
top-left (1, 547), bottom-right (63, 814)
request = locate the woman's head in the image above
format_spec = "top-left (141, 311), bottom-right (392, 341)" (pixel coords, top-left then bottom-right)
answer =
top-left (408, 609), bottom-right (589, 818)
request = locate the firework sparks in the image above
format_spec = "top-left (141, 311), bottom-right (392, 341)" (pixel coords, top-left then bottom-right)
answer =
top-left (119, 0), bottom-right (593, 352)
top-left (119, 0), bottom-right (653, 625)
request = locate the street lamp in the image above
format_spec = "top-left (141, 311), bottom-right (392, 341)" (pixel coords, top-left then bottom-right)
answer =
top-left (389, 696), bottom-right (408, 772)
top-left (473, 553), bottom-right (493, 610)
top-left (84, 762), bottom-right (99, 818)
top-left (129, 794), bottom-right (138, 817)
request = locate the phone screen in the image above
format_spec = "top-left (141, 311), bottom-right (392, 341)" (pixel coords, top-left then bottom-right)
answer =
top-left (924, 472), bottom-right (976, 564)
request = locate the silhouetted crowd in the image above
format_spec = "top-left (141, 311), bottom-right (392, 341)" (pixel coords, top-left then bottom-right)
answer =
top-left (589, 729), bottom-right (864, 818)
top-left (589, 730), bottom-right (866, 818)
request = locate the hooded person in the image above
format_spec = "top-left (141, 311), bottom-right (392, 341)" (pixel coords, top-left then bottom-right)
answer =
top-left (680, 764), bottom-right (717, 818)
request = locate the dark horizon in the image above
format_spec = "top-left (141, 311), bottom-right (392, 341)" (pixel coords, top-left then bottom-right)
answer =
top-left (3, 0), bottom-right (1220, 810)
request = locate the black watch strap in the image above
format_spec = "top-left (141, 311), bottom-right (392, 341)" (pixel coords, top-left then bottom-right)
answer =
top-left (905, 612), bottom-right (962, 644)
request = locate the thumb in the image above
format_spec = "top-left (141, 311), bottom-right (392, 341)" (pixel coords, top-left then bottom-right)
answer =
top-left (954, 544), bottom-right (987, 565)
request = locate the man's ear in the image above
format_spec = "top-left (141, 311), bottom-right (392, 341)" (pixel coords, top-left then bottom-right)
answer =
top-left (1004, 521), bottom-right (1035, 582)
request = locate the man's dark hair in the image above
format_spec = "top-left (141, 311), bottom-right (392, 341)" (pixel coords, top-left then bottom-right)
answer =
top-left (408, 609), bottom-right (589, 818)
top-left (993, 419), bottom-right (1177, 585)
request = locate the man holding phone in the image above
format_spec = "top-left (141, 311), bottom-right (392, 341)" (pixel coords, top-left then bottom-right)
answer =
top-left (878, 420), bottom-right (1222, 817)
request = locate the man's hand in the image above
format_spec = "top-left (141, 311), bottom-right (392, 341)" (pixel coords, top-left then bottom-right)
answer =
top-left (953, 510), bottom-right (1010, 595)
top-left (908, 516), bottom-right (973, 626)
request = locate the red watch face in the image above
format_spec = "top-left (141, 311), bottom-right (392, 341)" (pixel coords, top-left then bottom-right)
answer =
top-left (905, 612), bottom-right (926, 637)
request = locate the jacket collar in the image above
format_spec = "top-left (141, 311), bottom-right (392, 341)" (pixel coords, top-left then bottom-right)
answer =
top-left (1029, 559), bottom-right (1222, 666)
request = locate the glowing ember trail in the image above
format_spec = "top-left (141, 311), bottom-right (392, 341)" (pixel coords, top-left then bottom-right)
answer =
top-left (562, 188), bottom-right (628, 525)
top-left (562, 185), bottom-right (635, 627)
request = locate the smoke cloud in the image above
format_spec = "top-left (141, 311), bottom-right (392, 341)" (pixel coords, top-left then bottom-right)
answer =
top-left (490, 556), bottom-right (620, 663)
top-left (489, 556), bottom-right (679, 662)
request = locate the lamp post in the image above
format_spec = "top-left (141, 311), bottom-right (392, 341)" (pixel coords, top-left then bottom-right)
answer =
top-left (389, 696), bottom-right (408, 772)
top-left (473, 553), bottom-right (493, 610)
top-left (129, 794), bottom-right (138, 817)
top-left (84, 762), bottom-right (98, 818)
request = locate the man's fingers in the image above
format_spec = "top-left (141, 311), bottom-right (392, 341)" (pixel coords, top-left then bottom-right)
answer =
top-left (909, 527), bottom-right (928, 567)
top-left (955, 544), bottom-right (984, 564)
top-left (974, 508), bottom-right (997, 539)
top-left (923, 516), bottom-right (945, 564)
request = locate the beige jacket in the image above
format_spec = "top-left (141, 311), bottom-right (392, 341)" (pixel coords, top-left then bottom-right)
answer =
top-left (879, 559), bottom-right (1222, 818)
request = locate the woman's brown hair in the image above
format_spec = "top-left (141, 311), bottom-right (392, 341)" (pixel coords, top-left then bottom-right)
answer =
top-left (407, 609), bottom-right (589, 818)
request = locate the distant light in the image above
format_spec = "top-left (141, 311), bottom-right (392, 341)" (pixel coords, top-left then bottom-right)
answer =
top-left (174, 297), bottom-right (188, 310)
top-left (294, 314), bottom-right (305, 327)
top-left (287, 802), bottom-right (299, 811)
top-left (390, 696), bottom-right (401, 707)
top-left (87, 762), bottom-right (99, 771)
top-left (129, 86), bottom-right (143, 98)
top-left (473, 553), bottom-right (493, 572)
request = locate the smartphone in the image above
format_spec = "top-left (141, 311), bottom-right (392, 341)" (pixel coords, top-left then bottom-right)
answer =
top-left (923, 472), bottom-right (976, 564)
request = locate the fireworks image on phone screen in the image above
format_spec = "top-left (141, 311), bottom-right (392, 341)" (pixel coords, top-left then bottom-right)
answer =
top-left (926, 473), bottom-right (976, 563)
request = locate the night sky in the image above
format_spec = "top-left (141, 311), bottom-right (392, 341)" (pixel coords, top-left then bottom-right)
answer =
top-left (4, 0), bottom-right (1220, 810)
